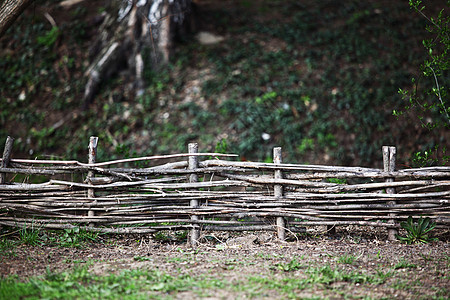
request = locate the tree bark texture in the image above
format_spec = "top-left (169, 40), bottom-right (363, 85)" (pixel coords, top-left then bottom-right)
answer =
top-left (0, 0), bottom-right (34, 37)
top-left (83, 0), bottom-right (192, 107)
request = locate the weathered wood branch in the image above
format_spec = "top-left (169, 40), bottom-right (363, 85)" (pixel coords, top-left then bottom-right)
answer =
top-left (1, 146), bottom-right (449, 235)
top-left (0, 136), bottom-right (14, 184)
top-left (0, 153), bottom-right (237, 166)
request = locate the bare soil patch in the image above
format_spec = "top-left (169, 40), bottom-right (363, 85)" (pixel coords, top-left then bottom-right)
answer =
top-left (1, 227), bottom-right (449, 299)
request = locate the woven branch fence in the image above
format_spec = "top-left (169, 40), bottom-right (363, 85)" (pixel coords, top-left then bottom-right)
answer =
top-left (0, 136), bottom-right (449, 245)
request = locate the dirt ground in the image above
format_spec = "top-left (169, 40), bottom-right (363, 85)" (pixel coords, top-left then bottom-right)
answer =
top-left (1, 226), bottom-right (449, 299)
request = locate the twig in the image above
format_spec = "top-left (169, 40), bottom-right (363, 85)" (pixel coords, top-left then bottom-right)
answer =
top-left (0, 228), bottom-right (21, 238)
top-left (43, 12), bottom-right (57, 27)
top-left (0, 153), bottom-right (238, 167)
top-left (428, 66), bottom-right (450, 124)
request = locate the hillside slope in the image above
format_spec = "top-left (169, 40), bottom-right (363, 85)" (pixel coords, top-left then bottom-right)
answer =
top-left (0, 0), bottom-right (448, 167)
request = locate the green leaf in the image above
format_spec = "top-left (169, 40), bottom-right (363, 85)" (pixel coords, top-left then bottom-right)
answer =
top-left (397, 216), bottom-right (437, 244)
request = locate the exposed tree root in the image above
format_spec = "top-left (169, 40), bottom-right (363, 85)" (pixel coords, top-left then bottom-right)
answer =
top-left (82, 0), bottom-right (193, 108)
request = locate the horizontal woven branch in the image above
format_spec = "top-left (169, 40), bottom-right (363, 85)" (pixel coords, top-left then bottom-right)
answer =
top-left (1, 154), bottom-right (449, 234)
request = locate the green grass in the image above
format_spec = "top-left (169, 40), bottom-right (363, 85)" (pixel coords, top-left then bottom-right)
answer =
top-left (393, 259), bottom-right (418, 270)
top-left (0, 225), bottom-right (100, 249)
top-left (245, 264), bottom-right (393, 298)
top-left (18, 223), bottom-right (43, 246)
top-left (275, 258), bottom-right (305, 272)
top-left (337, 254), bottom-right (357, 265)
top-left (1, 264), bottom-right (373, 299)
top-left (133, 256), bottom-right (153, 262)
top-left (0, 265), bottom-right (227, 300)
top-left (0, 255), bottom-right (445, 299)
top-left (0, 237), bottom-right (16, 257)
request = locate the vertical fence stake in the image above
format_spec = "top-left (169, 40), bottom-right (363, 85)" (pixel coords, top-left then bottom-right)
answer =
top-left (188, 143), bottom-right (200, 247)
top-left (87, 137), bottom-right (98, 224)
top-left (273, 147), bottom-right (286, 241)
top-left (0, 136), bottom-right (14, 184)
top-left (383, 146), bottom-right (398, 241)
top-left (0, 136), bottom-right (14, 231)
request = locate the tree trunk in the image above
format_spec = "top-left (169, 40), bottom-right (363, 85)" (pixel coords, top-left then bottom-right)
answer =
top-left (83, 0), bottom-right (192, 107)
top-left (0, 0), bottom-right (35, 37)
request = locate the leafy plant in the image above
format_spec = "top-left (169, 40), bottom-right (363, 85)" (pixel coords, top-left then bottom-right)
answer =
top-left (133, 256), bottom-right (152, 262)
top-left (0, 237), bottom-right (14, 250)
top-left (394, 259), bottom-right (417, 269)
top-left (56, 227), bottom-right (99, 248)
top-left (153, 231), bottom-right (171, 242)
top-left (337, 254), bottom-right (356, 264)
top-left (411, 146), bottom-right (449, 167)
top-left (0, 236), bottom-right (16, 257)
top-left (327, 178), bottom-right (347, 185)
top-left (396, 216), bottom-right (438, 244)
top-left (297, 138), bottom-right (314, 154)
top-left (175, 230), bottom-right (188, 241)
top-left (394, 1), bottom-right (449, 165)
top-left (214, 138), bottom-right (228, 154)
top-left (304, 265), bottom-right (379, 285)
top-left (276, 258), bottom-right (304, 272)
top-left (373, 269), bottom-right (394, 284)
top-left (36, 26), bottom-right (60, 48)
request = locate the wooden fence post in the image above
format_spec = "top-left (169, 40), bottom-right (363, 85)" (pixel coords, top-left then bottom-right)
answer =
top-left (383, 146), bottom-right (398, 241)
top-left (0, 136), bottom-right (14, 184)
top-left (0, 136), bottom-right (14, 231)
top-left (188, 142), bottom-right (200, 247)
top-left (87, 136), bottom-right (98, 222)
top-left (273, 147), bottom-right (286, 241)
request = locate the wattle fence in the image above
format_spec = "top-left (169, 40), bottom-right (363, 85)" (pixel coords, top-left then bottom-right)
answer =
top-left (0, 136), bottom-right (449, 245)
